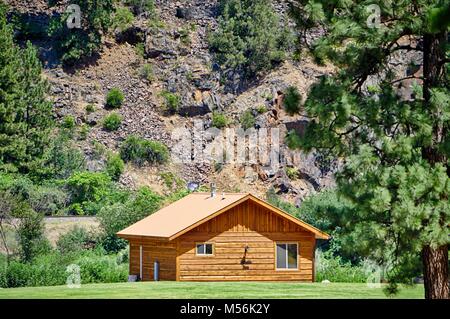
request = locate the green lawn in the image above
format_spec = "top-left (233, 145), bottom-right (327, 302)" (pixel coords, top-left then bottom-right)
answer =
top-left (0, 282), bottom-right (424, 299)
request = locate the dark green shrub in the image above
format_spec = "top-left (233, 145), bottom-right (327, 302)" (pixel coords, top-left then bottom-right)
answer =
top-left (132, 186), bottom-right (162, 216)
top-left (160, 91), bottom-right (181, 114)
top-left (67, 172), bottom-right (112, 215)
top-left (240, 110), bottom-right (255, 130)
top-left (112, 6), bottom-right (134, 32)
top-left (91, 140), bottom-right (107, 160)
top-left (48, 0), bottom-right (114, 65)
top-left (4, 253), bottom-right (67, 288)
top-left (141, 140), bottom-right (169, 164)
top-left (209, 0), bottom-right (292, 78)
top-left (28, 184), bottom-right (69, 216)
top-left (67, 172), bottom-right (111, 204)
top-left (106, 88), bottom-right (125, 108)
top-left (120, 135), bottom-right (169, 166)
top-left (126, 0), bottom-right (156, 16)
top-left (134, 42), bottom-right (145, 58)
top-left (74, 254), bottom-right (128, 283)
top-left (103, 113), bottom-right (122, 131)
top-left (0, 174), bottom-right (69, 216)
top-left (116, 247), bottom-right (129, 264)
top-left (120, 135), bottom-right (144, 162)
top-left (100, 234), bottom-right (128, 253)
top-left (160, 171), bottom-right (184, 190)
top-left (139, 63), bottom-right (154, 81)
top-left (39, 133), bottom-right (86, 179)
top-left (98, 187), bottom-right (162, 252)
top-left (267, 188), bottom-right (357, 263)
top-left (4, 261), bottom-right (34, 288)
top-left (2, 250), bottom-right (128, 288)
top-left (286, 167), bottom-right (299, 180)
top-left (0, 256), bottom-right (6, 288)
top-left (78, 124), bottom-right (90, 140)
top-left (257, 105), bottom-right (267, 113)
top-left (97, 203), bottom-right (133, 252)
top-left (11, 13), bottom-right (48, 39)
top-left (97, 203), bottom-right (138, 237)
top-left (212, 112), bottom-right (229, 128)
top-left (62, 115), bottom-right (76, 129)
top-left (86, 104), bottom-right (96, 113)
top-left (283, 86), bottom-right (302, 115)
top-left (16, 209), bottom-right (51, 262)
top-left (56, 226), bottom-right (96, 254)
top-left (105, 153), bottom-right (125, 181)
top-left (5, 175), bottom-right (34, 199)
top-left (315, 250), bottom-right (368, 283)
top-left (285, 129), bottom-right (303, 149)
top-left (29, 253), bottom-right (68, 286)
top-left (179, 27), bottom-right (191, 46)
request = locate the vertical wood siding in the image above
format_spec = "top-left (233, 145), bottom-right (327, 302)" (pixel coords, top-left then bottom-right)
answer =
top-left (128, 239), bottom-right (177, 281)
top-left (176, 199), bottom-right (316, 281)
top-left (127, 199), bottom-right (316, 281)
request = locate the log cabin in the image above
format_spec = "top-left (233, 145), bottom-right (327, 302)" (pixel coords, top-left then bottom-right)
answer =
top-left (117, 191), bottom-right (330, 282)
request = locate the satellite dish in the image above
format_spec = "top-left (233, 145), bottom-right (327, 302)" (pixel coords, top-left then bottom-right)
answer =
top-left (187, 182), bottom-right (199, 191)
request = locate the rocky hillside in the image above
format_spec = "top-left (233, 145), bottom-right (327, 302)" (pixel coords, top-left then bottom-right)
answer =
top-left (6, 0), bottom-right (337, 205)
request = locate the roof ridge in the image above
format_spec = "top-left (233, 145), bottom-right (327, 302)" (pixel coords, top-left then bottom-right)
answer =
top-left (189, 192), bottom-right (250, 195)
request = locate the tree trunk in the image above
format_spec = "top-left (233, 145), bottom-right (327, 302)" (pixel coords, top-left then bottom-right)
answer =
top-left (422, 31), bottom-right (448, 161)
top-left (422, 245), bottom-right (449, 299)
top-left (421, 31), bottom-right (449, 300)
top-left (423, 32), bottom-right (446, 101)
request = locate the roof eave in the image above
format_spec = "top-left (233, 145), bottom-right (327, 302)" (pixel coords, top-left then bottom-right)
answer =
top-left (117, 193), bottom-right (331, 241)
top-left (116, 233), bottom-right (170, 241)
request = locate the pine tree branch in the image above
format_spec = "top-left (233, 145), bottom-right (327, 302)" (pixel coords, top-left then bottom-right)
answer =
top-left (438, 58), bottom-right (450, 67)
top-left (390, 75), bottom-right (423, 84)
top-left (391, 44), bottom-right (423, 52)
top-left (332, 124), bottom-right (361, 137)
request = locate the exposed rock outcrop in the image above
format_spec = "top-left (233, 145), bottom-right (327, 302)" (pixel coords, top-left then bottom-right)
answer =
top-left (7, 0), bottom-right (337, 202)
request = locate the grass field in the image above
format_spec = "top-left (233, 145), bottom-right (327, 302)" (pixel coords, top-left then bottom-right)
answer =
top-left (0, 282), bottom-right (424, 299)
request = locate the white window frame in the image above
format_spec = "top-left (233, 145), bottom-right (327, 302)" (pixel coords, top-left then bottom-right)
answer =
top-left (195, 242), bottom-right (214, 256)
top-left (275, 242), bottom-right (299, 270)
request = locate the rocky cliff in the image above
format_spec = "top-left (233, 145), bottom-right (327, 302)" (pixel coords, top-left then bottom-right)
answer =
top-left (6, 0), bottom-right (337, 205)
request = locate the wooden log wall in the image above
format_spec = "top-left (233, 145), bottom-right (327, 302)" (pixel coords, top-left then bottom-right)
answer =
top-left (175, 199), bottom-right (315, 281)
top-left (129, 238), bottom-right (177, 281)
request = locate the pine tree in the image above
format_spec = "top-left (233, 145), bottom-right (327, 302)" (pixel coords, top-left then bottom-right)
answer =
top-left (209, 0), bottom-right (293, 79)
top-left (288, 0), bottom-right (449, 298)
top-left (0, 5), bottom-right (53, 174)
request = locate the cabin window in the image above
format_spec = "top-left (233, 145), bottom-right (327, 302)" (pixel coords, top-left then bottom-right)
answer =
top-left (276, 243), bottom-right (298, 270)
top-left (196, 243), bottom-right (213, 256)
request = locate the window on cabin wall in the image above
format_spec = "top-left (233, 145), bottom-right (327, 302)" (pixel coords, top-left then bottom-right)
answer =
top-left (196, 243), bottom-right (214, 256)
top-left (276, 243), bottom-right (298, 269)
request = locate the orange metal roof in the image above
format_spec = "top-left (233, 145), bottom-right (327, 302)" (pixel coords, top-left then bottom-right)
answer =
top-left (117, 193), bottom-right (330, 240)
